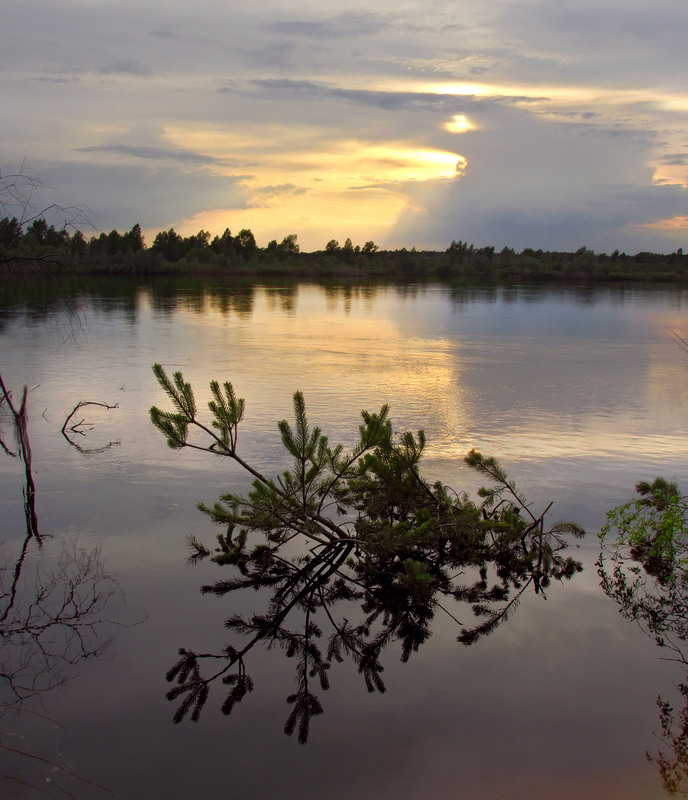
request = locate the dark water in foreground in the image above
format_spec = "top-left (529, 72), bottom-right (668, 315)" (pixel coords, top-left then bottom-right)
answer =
top-left (2, 279), bottom-right (688, 799)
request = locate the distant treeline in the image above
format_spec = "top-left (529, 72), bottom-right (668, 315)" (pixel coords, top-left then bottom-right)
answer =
top-left (1, 215), bottom-right (686, 282)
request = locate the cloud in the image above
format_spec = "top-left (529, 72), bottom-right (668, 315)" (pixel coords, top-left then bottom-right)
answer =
top-left (662, 154), bottom-right (688, 166)
top-left (4, 0), bottom-right (688, 252)
top-left (30, 76), bottom-right (76, 85)
top-left (389, 179), bottom-right (688, 253)
top-left (77, 144), bottom-right (232, 167)
top-left (249, 78), bottom-right (478, 112)
top-left (249, 183), bottom-right (309, 208)
top-left (494, 0), bottom-right (688, 88)
top-left (270, 11), bottom-right (389, 39)
top-left (98, 59), bottom-right (152, 77)
top-left (253, 183), bottom-right (308, 197)
top-left (385, 103), bottom-right (688, 252)
top-left (26, 159), bottom-right (251, 233)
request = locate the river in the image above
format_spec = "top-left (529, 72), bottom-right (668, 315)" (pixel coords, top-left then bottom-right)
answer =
top-left (1, 278), bottom-right (687, 799)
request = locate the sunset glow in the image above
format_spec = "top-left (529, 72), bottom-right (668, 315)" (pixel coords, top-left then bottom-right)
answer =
top-left (3, 1), bottom-right (687, 252)
top-left (159, 125), bottom-right (467, 247)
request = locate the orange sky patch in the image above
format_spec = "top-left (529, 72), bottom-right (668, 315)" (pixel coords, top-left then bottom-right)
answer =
top-left (642, 215), bottom-right (688, 230)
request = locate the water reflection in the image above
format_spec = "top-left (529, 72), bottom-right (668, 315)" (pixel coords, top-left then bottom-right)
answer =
top-left (169, 470), bottom-right (583, 742)
top-left (153, 367), bottom-right (584, 743)
top-left (265, 286), bottom-right (298, 314)
top-left (3, 275), bottom-right (688, 332)
top-left (598, 480), bottom-right (688, 795)
top-left (1, 535), bottom-right (120, 705)
top-left (3, 276), bottom-right (688, 797)
top-left (61, 399), bottom-right (121, 454)
top-left (1, 375), bottom-right (39, 540)
top-left (0, 376), bottom-right (123, 796)
top-left (207, 285), bottom-right (254, 318)
top-left (0, 531), bottom-right (120, 796)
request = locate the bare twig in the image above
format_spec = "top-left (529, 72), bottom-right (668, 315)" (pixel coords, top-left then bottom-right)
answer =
top-left (61, 401), bottom-right (120, 453)
top-left (0, 740), bottom-right (113, 796)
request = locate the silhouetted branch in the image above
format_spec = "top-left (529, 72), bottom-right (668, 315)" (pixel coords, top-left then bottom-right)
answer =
top-left (61, 400), bottom-right (120, 453)
top-left (152, 366), bottom-right (585, 741)
top-left (0, 374), bottom-right (40, 540)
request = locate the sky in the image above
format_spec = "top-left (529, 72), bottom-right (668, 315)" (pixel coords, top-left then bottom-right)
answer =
top-left (3, 0), bottom-right (688, 253)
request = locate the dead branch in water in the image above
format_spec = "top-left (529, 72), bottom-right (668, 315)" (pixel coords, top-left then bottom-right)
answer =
top-left (61, 400), bottom-right (120, 453)
top-left (0, 375), bottom-right (39, 540)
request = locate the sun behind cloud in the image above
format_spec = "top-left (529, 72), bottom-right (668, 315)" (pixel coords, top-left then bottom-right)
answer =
top-left (444, 115), bottom-right (477, 134)
top-left (163, 124), bottom-right (466, 249)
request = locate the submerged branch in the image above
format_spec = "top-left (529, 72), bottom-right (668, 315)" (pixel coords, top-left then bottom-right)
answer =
top-left (61, 400), bottom-right (120, 453)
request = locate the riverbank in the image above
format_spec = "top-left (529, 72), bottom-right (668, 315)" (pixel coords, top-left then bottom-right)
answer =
top-left (4, 245), bottom-right (687, 284)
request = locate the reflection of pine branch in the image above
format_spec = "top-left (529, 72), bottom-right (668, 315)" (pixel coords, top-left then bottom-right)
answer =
top-left (167, 541), bottom-right (353, 740)
top-left (321, 585), bottom-right (386, 694)
top-left (458, 578), bottom-right (532, 645)
top-left (153, 366), bottom-right (584, 741)
top-left (284, 689), bottom-right (323, 745)
top-left (598, 482), bottom-right (688, 663)
top-left (283, 603), bottom-right (328, 744)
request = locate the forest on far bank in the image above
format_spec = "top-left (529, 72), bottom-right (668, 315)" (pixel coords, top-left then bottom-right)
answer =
top-left (1, 215), bottom-right (687, 283)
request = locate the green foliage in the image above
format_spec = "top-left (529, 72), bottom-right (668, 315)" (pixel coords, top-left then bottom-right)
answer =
top-left (600, 477), bottom-right (688, 576)
top-left (598, 478), bottom-right (688, 655)
top-left (0, 217), bottom-right (23, 249)
top-left (0, 170), bottom-right (90, 271)
top-left (149, 364), bottom-right (196, 448)
top-left (122, 223), bottom-right (145, 252)
top-left (279, 234), bottom-right (300, 256)
top-left (235, 228), bottom-right (257, 258)
top-left (598, 479), bottom-right (688, 795)
top-left (151, 228), bottom-right (184, 262)
top-left (211, 228), bottom-right (234, 255)
top-left (150, 365), bottom-right (585, 742)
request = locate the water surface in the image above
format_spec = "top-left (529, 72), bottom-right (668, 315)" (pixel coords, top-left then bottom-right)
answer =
top-left (2, 279), bottom-right (688, 799)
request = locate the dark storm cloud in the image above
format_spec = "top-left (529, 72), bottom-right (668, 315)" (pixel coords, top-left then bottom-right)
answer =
top-left (385, 101), bottom-right (688, 252)
top-left (389, 178), bottom-right (688, 253)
